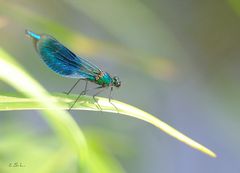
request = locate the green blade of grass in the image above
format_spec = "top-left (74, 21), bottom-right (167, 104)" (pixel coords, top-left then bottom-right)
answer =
top-left (0, 92), bottom-right (217, 158)
top-left (0, 48), bottom-right (110, 172)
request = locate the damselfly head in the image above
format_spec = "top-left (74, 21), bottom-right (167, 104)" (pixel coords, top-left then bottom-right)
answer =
top-left (112, 76), bottom-right (121, 87)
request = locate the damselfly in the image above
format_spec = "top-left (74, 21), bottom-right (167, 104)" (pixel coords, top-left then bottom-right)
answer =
top-left (25, 30), bottom-right (121, 111)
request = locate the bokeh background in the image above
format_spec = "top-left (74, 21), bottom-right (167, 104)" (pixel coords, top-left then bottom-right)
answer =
top-left (0, 0), bottom-right (240, 172)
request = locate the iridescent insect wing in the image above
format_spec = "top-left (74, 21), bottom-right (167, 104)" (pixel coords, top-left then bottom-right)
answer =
top-left (36, 35), bottom-right (102, 80)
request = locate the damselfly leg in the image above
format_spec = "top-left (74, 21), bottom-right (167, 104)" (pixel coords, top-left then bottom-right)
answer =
top-left (93, 87), bottom-right (105, 111)
top-left (67, 81), bottom-right (119, 112)
top-left (109, 87), bottom-right (119, 113)
top-left (63, 79), bottom-right (81, 95)
top-left (69, 80), bottom-right (88, 110)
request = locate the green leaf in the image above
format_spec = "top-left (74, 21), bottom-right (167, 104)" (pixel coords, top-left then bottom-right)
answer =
top-left (0, 48), bottom-right (94, 170)
top-left (0, 92), bottom-right (216, 158)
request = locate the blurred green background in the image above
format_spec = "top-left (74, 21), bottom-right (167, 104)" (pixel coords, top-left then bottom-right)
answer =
top-left (0, 0), bottom-right (240, 172)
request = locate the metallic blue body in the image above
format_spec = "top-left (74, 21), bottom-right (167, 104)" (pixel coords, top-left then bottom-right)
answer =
top-left (26, 30), bottom-right (113, 86)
